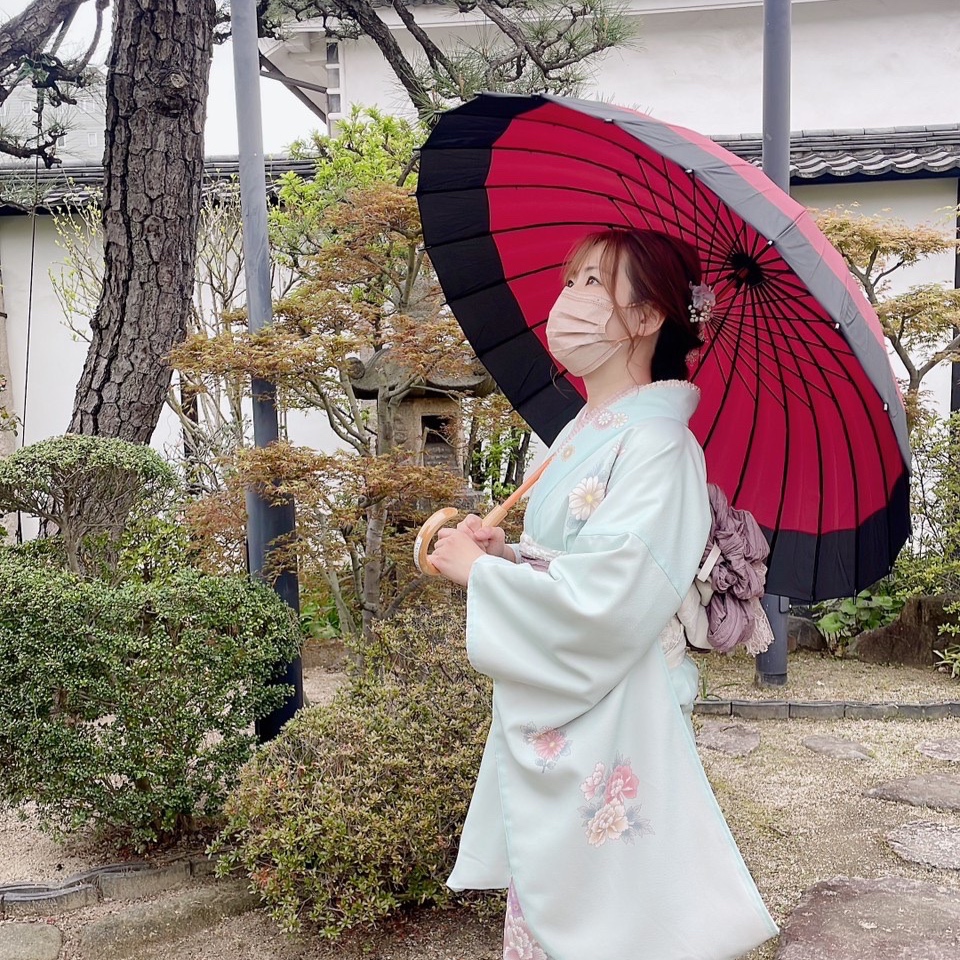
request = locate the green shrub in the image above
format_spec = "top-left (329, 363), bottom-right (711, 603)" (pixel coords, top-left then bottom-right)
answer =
top-left (935, 643), bottom-right (960, 679)
top-left (936, 599), bottom-right (960, 679)
top-left (811, 587), bottom-right (902, 656)
top-left (214, 602), bottom-right (492, 937)
top-left (0, 551), bottom-right (302, 848)
top-left (0, 434), bottom-right (178, 578)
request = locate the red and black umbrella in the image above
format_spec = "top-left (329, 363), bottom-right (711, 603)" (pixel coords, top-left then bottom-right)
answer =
top-left (416, 93), bottom-right (910, 602)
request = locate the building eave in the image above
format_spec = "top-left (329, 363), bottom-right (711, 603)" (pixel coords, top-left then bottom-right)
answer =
top-left (2, 123), bottom-right (957, 215)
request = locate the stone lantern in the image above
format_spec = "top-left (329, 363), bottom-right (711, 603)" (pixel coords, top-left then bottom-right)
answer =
top-left (346, 349), bottom-right (495, 476)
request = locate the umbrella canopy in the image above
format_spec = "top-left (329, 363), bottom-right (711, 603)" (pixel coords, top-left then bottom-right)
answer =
top-left (416, 93), bottom-right (910, 603)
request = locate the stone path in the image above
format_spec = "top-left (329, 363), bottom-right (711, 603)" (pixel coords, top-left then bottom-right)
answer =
top-left (864, 774), bottom-right (960, 811)
top-left (775, 877), bottom-right (960, 960)
top-left (696, 720), bottom-right (761, 756)
top-left (802, 734), bottom-right (873, 760)
top-left (886, 820), bottom-right (960, 870)
top-left (697, 711), bottom-right (960, 960)
top-left (917, 737), bottom-right (960, 762)
top-left (0, 925), bottom-right (61, 960)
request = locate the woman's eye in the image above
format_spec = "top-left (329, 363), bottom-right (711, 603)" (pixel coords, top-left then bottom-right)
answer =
top-left (565, 279), bottom-right (574, 287)
top-left (586, 276), bottom-right (600, 285)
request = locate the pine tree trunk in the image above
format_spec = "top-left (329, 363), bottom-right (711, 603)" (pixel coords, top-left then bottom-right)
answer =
top-left (69, 0), bottom-right (215, 441)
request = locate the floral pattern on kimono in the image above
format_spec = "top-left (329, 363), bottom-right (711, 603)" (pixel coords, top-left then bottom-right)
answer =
top-left (504, 881), bottom-right (552, 960)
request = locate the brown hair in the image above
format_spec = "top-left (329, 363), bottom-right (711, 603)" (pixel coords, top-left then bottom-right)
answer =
top-left (563, 228), bottom-right (704, 381)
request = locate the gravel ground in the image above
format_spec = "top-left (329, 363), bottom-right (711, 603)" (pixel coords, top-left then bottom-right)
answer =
top-left (691, 648), bottom-right (958, 703)
top-left (2, 657), bottom-right (959, 959)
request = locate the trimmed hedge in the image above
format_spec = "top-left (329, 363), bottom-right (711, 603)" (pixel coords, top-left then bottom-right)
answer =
top-left (0, 551), bottom-right (302, 848)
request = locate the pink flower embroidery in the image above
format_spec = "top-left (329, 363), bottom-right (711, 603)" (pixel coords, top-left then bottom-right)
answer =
top-left (522, 724), bottom-right (571, 772)
top-left (532, 728), bottom-right (567, 762)
top-left (586, 802), bottom-right (629, 847)
top-left (604, 763), bottom-right (640, 804)
top-left (580, 762), bottom-right (606, 800)
top-left (578, 754), bottom-right (653, 846)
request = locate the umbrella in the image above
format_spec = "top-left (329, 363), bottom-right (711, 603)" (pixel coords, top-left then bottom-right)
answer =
top-left (416, 93), bottom-right (910, 602)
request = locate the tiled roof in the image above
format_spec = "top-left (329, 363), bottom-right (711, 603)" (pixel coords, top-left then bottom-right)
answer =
top-left (713, 124), bottom-right (960, 181)
top-left (2, 124), bottom-right (958, 213)
top-left (0, 155), bottom-right (317, 214)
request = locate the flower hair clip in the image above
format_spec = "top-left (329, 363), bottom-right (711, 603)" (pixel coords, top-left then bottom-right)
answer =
top-left (688, 282), bottom-right (717, 326)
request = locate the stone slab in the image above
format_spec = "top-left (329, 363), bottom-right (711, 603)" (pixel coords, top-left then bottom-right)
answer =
top-left (693, 699), bottom-right (732, 716)
top-left (98, 861), bottom-right (190, 900)
top-left (802, 735), bottom-right (874, 761)
top-left (79, 880), bottom-right (259, 960)
top-left (731, 700), bottom-right (789, 720)
top-left (2, 883), bottom-right (98, 917)
top-left (775, 876), bottom-right (960, 960)
top-left (789, 701), bottom-right (846, 719)
top-left (917, 738), bottom-right (960, 762)
top-left (887, 820), bottom-right (960, 870)
top-left (843, 702), bottom-right (900, 720)
top-left (864, 774), bottom-right (960, 812)
top-left (696, 721), bottom-right (760, 757)
top-left (0, 923), bottom-right (62, 960)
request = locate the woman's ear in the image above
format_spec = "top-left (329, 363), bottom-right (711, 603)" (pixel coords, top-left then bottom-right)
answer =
top-left (637, 303), bottom-right (666, 337)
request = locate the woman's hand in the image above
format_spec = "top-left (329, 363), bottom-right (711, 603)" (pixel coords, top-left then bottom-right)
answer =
top-left (429, 530), bottom-right (486, 586)
top-left (437, 514), bottom-right (513, 561)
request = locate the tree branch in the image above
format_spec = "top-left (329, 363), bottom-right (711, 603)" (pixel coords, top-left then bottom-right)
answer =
top-left (0, 0), bottom-right (91, 68)
top-left (919, 332), bottom-right (960, 380)
top-left (887, 333), bottom-right (918, 382)
top-left (390, 0), bottom-right (453, 75)
top-left (336, 0), bottom-right (433, 116)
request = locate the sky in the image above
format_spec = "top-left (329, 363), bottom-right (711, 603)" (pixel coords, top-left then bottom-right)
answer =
top-left (0, 0), bottom-right (323, 155)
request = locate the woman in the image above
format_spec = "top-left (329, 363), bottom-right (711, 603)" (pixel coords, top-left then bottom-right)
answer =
top-left (429, 228), bottom-right (778, 960)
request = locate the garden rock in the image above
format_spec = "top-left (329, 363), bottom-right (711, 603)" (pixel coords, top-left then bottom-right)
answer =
top-left (886, 820), bottom-right (960, 870)
top-left (917, 738), bottom-right (960, 762)
top-left (848, 595), bottom-right (956, 666)
top-left (775, 876), bottom-right (960, 960)
top-left (802, 735), bottom-right (873, 760)
top-left (787, 615), bottom-right (826, 653)
top-left (0, 923), bottom-right (61, 960)
top-left (864, 774), bottom-right (960, 811)
top-left (696, 721), bottom-right (760, 757)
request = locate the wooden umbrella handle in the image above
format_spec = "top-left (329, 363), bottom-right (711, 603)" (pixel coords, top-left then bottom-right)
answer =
top-left (414, 456), bottom-right (554, 576)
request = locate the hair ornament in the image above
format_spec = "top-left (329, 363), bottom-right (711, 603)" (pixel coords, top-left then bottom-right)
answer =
top-left (688, 282), bottom-right (717, 326)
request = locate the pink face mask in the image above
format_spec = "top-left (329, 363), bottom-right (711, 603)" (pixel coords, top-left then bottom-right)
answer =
top-left (546, 288), bottom-right (625, 377)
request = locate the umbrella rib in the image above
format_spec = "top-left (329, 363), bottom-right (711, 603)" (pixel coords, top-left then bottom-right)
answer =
top-left (750, 285), bottom-right (795, 563)
top-left (689, 173), bottom-right (745, 276)
top-left (752, 280), bottom-right (875, 594)
top-left (762, 277), bottom-right (900, 558)
top-left (729, 283), bottom-right (771, 512)
top-left (700, 308), bottom-right (751, 450)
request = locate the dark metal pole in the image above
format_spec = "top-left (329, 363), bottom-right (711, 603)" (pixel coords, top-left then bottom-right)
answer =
top-left (951, 179), bottom-right (960, 414)
top-left (232, 0), bottom-right (304, 737)
top-left (756, 0), bottom-right (792, 687)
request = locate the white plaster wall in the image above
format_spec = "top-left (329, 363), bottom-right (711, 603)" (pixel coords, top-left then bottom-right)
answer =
top-left (0, 213), bottom-right (342, 457)
top-left (0, 215), bottom-right (90, 446)
top-left (333, 0), bottom-right (960, 132)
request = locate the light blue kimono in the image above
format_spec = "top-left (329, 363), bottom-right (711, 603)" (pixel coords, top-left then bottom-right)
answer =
top-left (449, 381), bottom-right (778, 960)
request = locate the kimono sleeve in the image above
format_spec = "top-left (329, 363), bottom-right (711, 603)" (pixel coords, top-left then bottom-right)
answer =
top-left (464, 418), bottom-right (709, 715)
